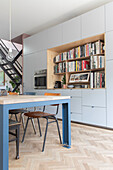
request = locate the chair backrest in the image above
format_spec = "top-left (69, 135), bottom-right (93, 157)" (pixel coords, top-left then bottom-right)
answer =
top-left (9, 92), bottom-right (18, 95)
top-left (44, 93), bottom-right (61, 115)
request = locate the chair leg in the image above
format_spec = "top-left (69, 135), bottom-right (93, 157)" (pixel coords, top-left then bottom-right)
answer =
top-left (22, 117), bottom-right (29, 143)
top-left (16, 126), bottom-right (20, 159)
top-left (31, 118), bottom-right (36, 134)
top-left (21, 113), bottom-right (25, 130)
top-left (15, 114), bottom-right (18, 121)
top-left (42, 118), bottom-right (48, 152)
top-left (55, 117), bottom-right (62, 144)
top-left (37, 119), bottom-right (42, 137)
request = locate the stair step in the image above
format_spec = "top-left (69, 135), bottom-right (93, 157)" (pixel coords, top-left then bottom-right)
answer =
top-left (2, 63), bottom-right (8, 66)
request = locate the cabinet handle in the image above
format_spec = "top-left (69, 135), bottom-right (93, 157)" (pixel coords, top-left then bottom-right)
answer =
top-left (92, 106), bottom-right (94, 108)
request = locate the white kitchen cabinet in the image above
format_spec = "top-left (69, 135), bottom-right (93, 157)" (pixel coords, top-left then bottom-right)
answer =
top-left (62, 16), bottom-right (81, 44)
top-left (83, 106), bottom-right (106, 126)
top-left (71, 97), bottom-right (81, 113)
top-left (23, 30), bottom-right (48, 55)
top-left (105, 31), bottom-right (113, 61)
top-left (47, 24), bottom-right (62, 48)
top-left (70, 89), bottom-right (81, 97)
top-left (106, 60), bottom-right (113, 128)
top-left (81, 6), bottom-right (105, 39)
top-left (71, 112), bottom-right (82, 122)
top-left (82, 89), bottom-right (106, 107)
top-left (106, 1), bottom-right (113, 32)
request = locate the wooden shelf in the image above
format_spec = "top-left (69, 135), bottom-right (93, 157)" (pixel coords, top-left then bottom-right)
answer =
top-left (54, 72), bottom-right (66, 75)
top-left (68, 82), bottom-right (90, 85)
top-left (67, 68), bottom-right (104, 74)
top-left (54, 60), bottom-right (66, 64)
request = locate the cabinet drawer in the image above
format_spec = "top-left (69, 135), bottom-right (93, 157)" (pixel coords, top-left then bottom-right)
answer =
top-left (61, 90), bottom-right (71, 96)
top-left (71, 98), bottom-right (81, 113)
top-left (36, 90), bottom-right (47, 95)
top-left (70, 89), bottom-right (81, 97)
top-left (83, 106), bottom-right (106, 126)
top-left (71, 112), bottom-right (82, 122)
top-left (82, 89), bottom-right (106, 107)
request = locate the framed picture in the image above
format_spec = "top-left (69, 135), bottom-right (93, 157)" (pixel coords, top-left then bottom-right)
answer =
top-left (69, 73), bottom-right (90, 83)
top-left (0, 71), bottom-right (5, 86)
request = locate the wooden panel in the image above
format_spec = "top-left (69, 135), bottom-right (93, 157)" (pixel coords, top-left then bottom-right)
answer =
top-left (83, 106), bottom-right (106, 126)
top-left (62, 16), bottom-right (81, 44)
top-left (82, 6), bottom-right (105, 39)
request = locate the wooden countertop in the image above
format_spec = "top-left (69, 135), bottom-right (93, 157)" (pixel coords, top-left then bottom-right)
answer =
top-left (0, 95), bottom-right (70, 105)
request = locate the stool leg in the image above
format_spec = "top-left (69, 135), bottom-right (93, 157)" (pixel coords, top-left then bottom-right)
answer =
top-left (42, 118), bottom-right (48, 152)
top-left (16, 126), bottom-right (20, 159)
top-left (22, 117), bottom-right (29, 143)
top-left (31, 118), bottom-right (36, 134)
top-left (21, 113), bottom-right (25, 130)
top-left (55, 117), bottom-right (62, 144)
top-left (37, 119), bottom-right (42, 137)
top-left (15, 114), bottom-right (18, 121)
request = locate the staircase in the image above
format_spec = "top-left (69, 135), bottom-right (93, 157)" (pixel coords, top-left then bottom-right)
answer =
top-left (0, 39), bottom-right (22, 92)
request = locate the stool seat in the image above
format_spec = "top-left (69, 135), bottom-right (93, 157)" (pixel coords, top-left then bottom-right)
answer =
top-left (9, 109), bottom-right (28, 114)
top-left (24, 111), bottom-right (55, 118)
top-left (9, 119), bottom-right (21, 127)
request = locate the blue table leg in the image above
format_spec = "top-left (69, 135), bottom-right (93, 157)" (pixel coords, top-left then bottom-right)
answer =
top-left (0, 105), bottom-right (9, 170)
top-left (62, 100), bottom-right (71, 148)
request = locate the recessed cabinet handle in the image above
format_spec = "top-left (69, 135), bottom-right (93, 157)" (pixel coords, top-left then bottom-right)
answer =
top-left (92, 106), bottom-right (94, 108)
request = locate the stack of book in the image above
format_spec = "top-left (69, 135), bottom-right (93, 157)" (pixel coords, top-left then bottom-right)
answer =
top-left (90, 55), bottom-right (105, 69)
top-left (90, 72), bottom-right (105, 88)
top-left (54, 62), bottom-right (66, 73)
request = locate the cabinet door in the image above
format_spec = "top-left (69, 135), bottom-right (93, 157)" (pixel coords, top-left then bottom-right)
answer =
top-left (23, 30), bottom-right (48, 55)
top-left (23, 50), bottom-right (47, 92)
top-left (70, 89), bottom-right (81, 97)
top-left (47, 24), bottom-right (62, 48)
top-left (71, 97), bottom-right (82, 113)
top-left (83, 106), bottom-right (106, 126)
top-left (106, 60), bottom-right (113, 128)
top-left (71, 112), bottom-right (82, 122)
top-left (82, 6), bottom-right (105, 39)
top-left (106, 1), bottom-right (113, 32)
top-left (82, 89), bottom-right (106, 107)
top-left (62, 16), bottom-right (81, 44)
top-left (106, 31), bottom-right (113, 61)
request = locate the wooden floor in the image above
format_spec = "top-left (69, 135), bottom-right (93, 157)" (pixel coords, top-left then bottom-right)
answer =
top-left (9, 119), bottom-right (113, 170)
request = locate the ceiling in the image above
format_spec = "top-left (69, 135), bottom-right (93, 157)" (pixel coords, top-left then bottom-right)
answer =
top-left (1, 0), bottom-right (113, 41)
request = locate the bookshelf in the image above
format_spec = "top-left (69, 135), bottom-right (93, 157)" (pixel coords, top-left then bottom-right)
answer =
top-left (47, 33), bottom-right (105, 89)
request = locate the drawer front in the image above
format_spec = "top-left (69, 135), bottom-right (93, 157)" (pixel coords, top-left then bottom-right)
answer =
top-left (71, 112), bottom-right (82, 122)
top-left (61, 90), bottom-right (71, 96)
top-left (82, 89), bottom-right (106, 107)
top-left (83, 106), bottom-right (106, 126)
top-left (36, 90), bottom-right (47, 95)
top-left (70, 89), bottom-right (82, 97)
top-left (71, 98), bottom-right (82, 113)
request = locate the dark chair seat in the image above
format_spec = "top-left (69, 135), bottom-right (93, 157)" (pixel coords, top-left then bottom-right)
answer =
top-left (9, 109), bottom-right (28, 114)
top-left (24, 111), bottom-right (55, 118)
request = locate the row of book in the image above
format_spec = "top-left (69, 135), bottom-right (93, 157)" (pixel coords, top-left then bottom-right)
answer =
top-left (54, 40), bottom-right (104, 62)
top-left (90, 55), bottom-right (105, 69)
top-left (54, 63), bottom-right (66, 73)
top-left (90, 72), bottom-right (105, 88)
top-left (67, 60), bottom-right (90, 72)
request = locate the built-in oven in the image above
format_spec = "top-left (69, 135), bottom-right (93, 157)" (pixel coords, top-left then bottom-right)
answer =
top-left (34, 69), bottom-right (47, 89)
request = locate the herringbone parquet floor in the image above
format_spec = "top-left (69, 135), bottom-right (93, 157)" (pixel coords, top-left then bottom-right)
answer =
top-left (9, 119), bottom-right (113, 170)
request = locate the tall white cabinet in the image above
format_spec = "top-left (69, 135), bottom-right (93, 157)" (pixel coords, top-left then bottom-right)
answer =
top-left (23, 1), bottom-right (113, 128)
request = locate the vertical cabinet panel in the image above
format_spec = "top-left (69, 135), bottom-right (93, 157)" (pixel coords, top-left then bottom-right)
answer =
top-left (62, 16), bottom-right (81, 44)
top-left (106, 60), bottom-right (113, 128)
top-left (82, 6), bottom-right (105, 39)
top-left (71, 113), bottom-right (82, 122)
top-left (47, 24), bottom-right (62, 48)
top-left (106, 31), bottom-right (113, 61)
top-left (23, 30), bottom-right (48, 55)
top-left (71, 97), bottom-right (81, 113)
top-left (106, 1), bottom-right (113, 32)
top-left (83, 106), bottom-right (106, 126)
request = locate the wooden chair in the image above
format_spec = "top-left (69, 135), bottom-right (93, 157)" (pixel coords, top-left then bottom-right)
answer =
top-left (9, 119), bottom-right (21, 159)
top-left (9, 92), bottom-right (37, 134)
top-left (22, 93), bottom-right (62, 152)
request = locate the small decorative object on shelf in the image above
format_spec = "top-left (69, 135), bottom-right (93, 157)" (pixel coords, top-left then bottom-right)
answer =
top-left (69, 73), bottom-right (90, 83)
top-left (62, 75), bottom-right (66, 88)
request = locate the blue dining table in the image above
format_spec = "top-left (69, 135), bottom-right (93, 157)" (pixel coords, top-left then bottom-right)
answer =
top-left (0, 94), bottom-right (71, 170)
